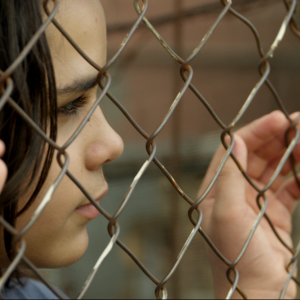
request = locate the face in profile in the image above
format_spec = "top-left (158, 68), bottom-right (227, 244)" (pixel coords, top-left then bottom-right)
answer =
top-left (0, 0), bottom-right (124, 268)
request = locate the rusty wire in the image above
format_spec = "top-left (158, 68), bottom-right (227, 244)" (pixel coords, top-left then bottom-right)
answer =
top-left (106, 0), bottom-right (275, 34)
top-left (0, 0), bottom-right (299, 299)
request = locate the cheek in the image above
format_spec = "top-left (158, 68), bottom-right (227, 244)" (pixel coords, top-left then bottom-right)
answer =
top-left (15, 149), bottom-right (88, 268)
top-left (16, 180), bottom-right (90, 268)
top-left (13, 113), bottom-right (99, 267)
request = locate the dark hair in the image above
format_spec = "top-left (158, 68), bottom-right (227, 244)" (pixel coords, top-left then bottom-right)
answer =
top-left (0, 0), bottom-right (57, 272)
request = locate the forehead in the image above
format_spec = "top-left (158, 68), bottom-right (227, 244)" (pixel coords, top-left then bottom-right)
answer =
top-left (45, 0), bottom-right (106, 90)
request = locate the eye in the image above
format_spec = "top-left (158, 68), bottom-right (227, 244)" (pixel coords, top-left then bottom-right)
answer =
top-left (58, 95), bottom-right (89, 116)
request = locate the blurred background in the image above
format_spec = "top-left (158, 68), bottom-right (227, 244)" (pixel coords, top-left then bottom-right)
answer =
top-left (45, 0), bottom-right (300, 298)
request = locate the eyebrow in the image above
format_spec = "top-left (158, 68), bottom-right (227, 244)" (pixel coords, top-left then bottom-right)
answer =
top-left (57, 75), bottom-right (98, 95)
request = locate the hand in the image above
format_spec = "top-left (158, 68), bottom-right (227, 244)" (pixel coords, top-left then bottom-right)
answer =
top-left (0, 140), bottom-right (7, 194)
top-left (198, 111), bottom-right (300, 299)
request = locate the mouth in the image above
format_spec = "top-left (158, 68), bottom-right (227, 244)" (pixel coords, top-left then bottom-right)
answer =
top-left (75, 188), bottom-right (108, 220)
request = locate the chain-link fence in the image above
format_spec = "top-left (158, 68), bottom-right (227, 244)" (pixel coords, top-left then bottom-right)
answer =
top-left (0, 0), bottom-right (300, 299)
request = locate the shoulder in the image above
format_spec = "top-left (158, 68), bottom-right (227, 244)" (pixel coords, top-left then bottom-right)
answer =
top-left (1, 278), bottom-right (68, 299)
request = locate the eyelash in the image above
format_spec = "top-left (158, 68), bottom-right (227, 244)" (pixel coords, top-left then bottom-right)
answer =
top-left (58, 95), bottom-right (89, 116)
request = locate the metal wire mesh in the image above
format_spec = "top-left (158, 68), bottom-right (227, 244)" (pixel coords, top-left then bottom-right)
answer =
top-left (0, 0), bottom-right (300, 299)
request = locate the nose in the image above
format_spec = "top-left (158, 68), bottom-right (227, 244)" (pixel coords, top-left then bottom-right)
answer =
top-left (84, 107), bottom-right (124, 171)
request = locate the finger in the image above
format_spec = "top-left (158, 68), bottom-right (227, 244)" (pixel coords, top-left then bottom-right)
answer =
top-left (256, 144), bottom-right (300, 192)
top-left (212, 135), bottom-right (248, 219)
top-left (276, 175), bottom-right (300, 213)
top-left (237, 110), bottom-right (299, 159)
top-left (0, 140), bottom-right (5, 157)
top-left (199, 111), bottom-right (299, 199)
top-left (0, 140), bottom-right (7, 193)
top-left (0, 159), bottom-right (7, 193)
top-left (197, 140), bottom-right (229, 198)
top-left (247, 142), bottom-right (300, 181)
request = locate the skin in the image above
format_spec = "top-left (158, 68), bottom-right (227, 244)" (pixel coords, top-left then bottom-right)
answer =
top-left (0, 141), bottom-right (7, 201)
top-left (0, 0), bottom-right (124, 268)
top-left (198, 111), bottom-right (300, 298)
top-left (0, 1), bottom-right (299, 298)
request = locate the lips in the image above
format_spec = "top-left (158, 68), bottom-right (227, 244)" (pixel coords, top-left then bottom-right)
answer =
top-left (75, 201), bottom-right (100, 220)
top-left (75, 188), bottom-right (108, 220)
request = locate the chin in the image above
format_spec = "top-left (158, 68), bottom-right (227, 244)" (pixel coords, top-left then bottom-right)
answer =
top-left (24, 227), bottom-right (89, 268)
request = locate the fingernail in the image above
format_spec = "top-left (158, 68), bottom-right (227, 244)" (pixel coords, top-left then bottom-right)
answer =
top-left (290, 112), bottom-right (300, 121)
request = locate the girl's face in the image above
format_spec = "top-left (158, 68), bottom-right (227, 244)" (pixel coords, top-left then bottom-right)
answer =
top-left (2, 0), bottom-right (123, 268)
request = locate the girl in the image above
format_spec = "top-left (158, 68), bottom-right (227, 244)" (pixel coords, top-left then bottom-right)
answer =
top-left (0, 0), bottom-right (299, 298)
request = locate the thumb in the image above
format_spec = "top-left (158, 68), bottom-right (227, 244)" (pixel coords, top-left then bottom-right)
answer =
top-left (213, 134), bottom-right (248, 219)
